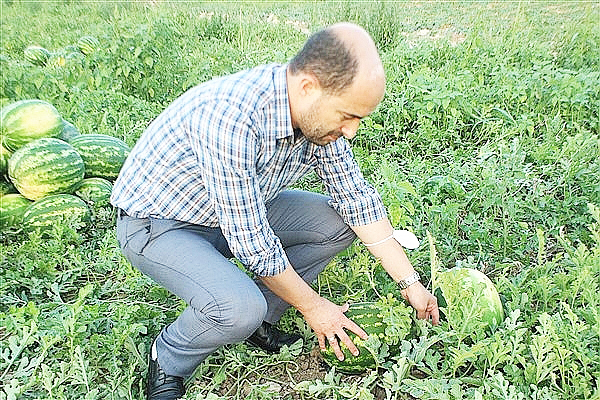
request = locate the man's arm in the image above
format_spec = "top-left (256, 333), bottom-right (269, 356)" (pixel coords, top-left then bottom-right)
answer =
top-left (260, 266), bottom-right (367, 361)
top-left (351, 218), bottom-right (440, 324)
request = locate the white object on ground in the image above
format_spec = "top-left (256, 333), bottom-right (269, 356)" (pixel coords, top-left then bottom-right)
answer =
top-left (393, 230), bottom-right (420, 250)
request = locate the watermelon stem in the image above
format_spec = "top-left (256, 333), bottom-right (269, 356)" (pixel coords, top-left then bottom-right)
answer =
top-left (366, 267), bottom-right (384, 301)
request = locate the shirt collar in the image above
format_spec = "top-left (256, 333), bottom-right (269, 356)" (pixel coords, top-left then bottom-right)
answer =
top-left (273, 64), bottom-right (295, 140)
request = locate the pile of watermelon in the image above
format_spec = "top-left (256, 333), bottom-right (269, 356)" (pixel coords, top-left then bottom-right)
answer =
top-left (0, 99), bottom-right (129, 235)
top-left (23, 35), bottom-right (99, 68)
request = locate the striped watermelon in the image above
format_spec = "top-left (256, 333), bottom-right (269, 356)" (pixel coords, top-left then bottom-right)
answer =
top-left (47, 53), bottom-right (66, 68)
top-left (68, 134), bottom-right (130, 180)
top-left (8, 138), bottom-right (85, 200)
top-left (24, 45), bottom-right (51, 66)
top-left (321, 301), bottom-right (413, 374)
top-left (0, 144), bottom-right (10, 175)
top-left (22, 194), bottom-right (90, 234)
top-left (57, 119), bottom-right (81, 142)
top-left (74, 177), bottom-right (113, 207)
top-left (1, 99), bottom-right (64, 151)
top-left (0, 193), bottom-right (33, 229)
top-left (77, 35), bottom-right (100, 55)
top-left (434, 267), bottom-right (504, 334)
top-left (0, 179), bottom-right (16, 195)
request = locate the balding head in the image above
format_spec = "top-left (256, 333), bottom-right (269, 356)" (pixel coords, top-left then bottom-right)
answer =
top-left (288, 22), bottom-right (385, 96)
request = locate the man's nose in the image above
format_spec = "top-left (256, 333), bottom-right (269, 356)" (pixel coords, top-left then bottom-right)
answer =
top-left (341, 118), bottom-right (360, 139)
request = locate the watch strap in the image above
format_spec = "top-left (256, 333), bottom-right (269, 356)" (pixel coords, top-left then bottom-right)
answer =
top-left (397, 271), bottom-right (420, 290)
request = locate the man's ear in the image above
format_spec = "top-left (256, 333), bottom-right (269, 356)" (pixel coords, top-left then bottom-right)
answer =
top-left (298, 73), bottom-right (321, 98)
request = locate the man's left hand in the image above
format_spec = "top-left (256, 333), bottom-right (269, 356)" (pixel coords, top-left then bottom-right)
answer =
top-left (401, 282), bottom-right (440, 325)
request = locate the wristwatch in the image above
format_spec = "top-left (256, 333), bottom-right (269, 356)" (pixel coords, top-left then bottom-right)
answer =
top-left (397, 271), bottom-right (420, 290)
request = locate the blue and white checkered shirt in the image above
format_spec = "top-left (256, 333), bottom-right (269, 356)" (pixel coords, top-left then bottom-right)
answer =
top-left (111, 64), bottom-right (386, 276)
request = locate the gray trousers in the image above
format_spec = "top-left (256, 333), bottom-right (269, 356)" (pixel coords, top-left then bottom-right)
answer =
top-left (115, 190), bottom-right (356, 377)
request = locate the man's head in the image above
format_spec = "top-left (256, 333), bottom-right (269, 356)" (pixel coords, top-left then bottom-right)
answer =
top-left (287, 23), bottom-right (386, 146)
top-left (288, 25), bottom-right (359, 95)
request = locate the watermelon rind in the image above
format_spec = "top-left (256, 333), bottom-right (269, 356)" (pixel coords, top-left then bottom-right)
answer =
top-left (0, 144), bottom-right (11, 175)
top-left (0, 193), bottom-right (33, 229)
top-left (74, 177), bottom-right (113, 207)
top-left (47, 53), bottom-right (67, 68)
top-left (24, 45), bottom-right (51, 66)
top-left (8, 137), bottom-right (85, 200)
top-left (57, 119), bottom-right (81, 142)
top-left (1, 99), bottom-right (64, 151)
top-left (22, 194), bottom-right (91, 234)
top-left (320, 300), bottom-right (412, 374)
top-left (0, 179), bottom-right (16, 195)
top-left (434, 267), bottom-right (504, 334)
top-left (68, 134), bottom-right (130, 180)
top-left (77, 35), bottom-right (100, 55)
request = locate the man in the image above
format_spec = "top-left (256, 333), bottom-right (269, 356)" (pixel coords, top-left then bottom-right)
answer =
top-left (111, 22), bottom-right (439, 400)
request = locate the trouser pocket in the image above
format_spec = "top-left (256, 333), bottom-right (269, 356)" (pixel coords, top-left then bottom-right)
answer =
top-left (116, 215), bottom-right (152, 255)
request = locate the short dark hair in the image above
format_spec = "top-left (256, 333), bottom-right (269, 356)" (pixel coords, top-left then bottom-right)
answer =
top-left (288, 27), bottom-right (359, 94)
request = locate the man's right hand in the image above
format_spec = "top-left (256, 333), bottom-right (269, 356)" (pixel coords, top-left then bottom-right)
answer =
top-left (299, 297), bottom-right (368, 361)
top-left (260, 266), bottom-right (367, 361)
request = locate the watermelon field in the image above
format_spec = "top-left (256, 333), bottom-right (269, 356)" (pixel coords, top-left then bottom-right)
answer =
top-left (1, 1), bottom-right (599, 399)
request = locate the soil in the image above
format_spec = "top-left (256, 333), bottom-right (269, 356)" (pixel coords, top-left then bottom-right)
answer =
top-left (216, 346), bottom-right (330, 399)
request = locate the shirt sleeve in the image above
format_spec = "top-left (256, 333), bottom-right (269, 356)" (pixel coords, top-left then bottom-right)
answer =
top-left (189, 101), bottom-right (289, 277)
top-left (314, 138), bottom-right (387, 227)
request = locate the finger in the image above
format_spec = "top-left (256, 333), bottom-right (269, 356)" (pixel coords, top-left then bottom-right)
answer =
top-left (425, 297), bottom-right (440, 325)
top-left (318, 333), bottom-right (327, 351)
top-left (430, 305), bottom-right (440, 325)
top-left (340, 302), bottom-right (350, 313)
top-left (327, 335), bottom-right (345, 361)
top-left (344, 318), bottom-right (368, 340)
top-left (337, 330), bottom-right (360, 357)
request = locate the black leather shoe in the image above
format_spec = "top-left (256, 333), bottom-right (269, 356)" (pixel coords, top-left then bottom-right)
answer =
top-left (246, 321), bottom-right (303, 353)
top-left (146, 356), bottom-right (185, 400)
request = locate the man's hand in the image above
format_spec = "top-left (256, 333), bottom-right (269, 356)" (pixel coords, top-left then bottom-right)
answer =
top-left (401, 281), bottom-right (440, 325)
top-left (299, 297), bottom-right (368, 361)
top-left (260, 266), bottom-right (367, 361)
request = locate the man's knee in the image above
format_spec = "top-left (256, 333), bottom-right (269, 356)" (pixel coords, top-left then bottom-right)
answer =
top-left (230, 289), bottom-right (268, 338)
top-left (193, 287), bottom-right (268, 340)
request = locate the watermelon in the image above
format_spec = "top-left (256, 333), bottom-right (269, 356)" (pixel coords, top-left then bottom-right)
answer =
top-left (77, 35), bottom-right (100, 55)
top-left (0, 144), bottom-right (11, 175)
top-left (0, 193), bottom-right (33, 229)
top-left (0, 179), bottom-right (16, 195)
top-left (434, 267), bottom-right (504, 334)
top-left (22, 194), bottom-right (90, 234)
top-left (8, 138), bottom-right (85, 200)
top-left (47, 53), bottom-right (66, 68)
top-left (74, 177), bottom-right (113, 207)
top-left (57, 119), bottom-right (81, 142)
top-left (68, 134), bottom-right (130, 180)
top-left (1, 99), bottom-right (64, 151)
top-left (321, 300), bottom-right (412, 374)
top-left (24, 45), bottom-right (51, 66)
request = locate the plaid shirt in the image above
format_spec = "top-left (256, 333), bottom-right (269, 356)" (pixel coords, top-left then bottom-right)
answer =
top-left (111, 64), bottom-right (386, 276)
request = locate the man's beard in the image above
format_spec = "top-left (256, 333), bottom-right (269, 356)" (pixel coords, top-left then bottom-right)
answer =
top-left (296, 99), bottom-right (342, 146)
